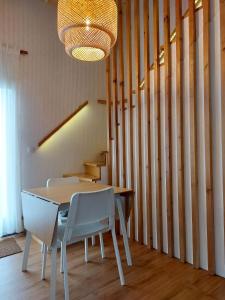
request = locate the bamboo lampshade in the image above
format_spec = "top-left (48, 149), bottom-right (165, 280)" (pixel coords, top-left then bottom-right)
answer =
top-left (58, 0), bottom-right (118, 62)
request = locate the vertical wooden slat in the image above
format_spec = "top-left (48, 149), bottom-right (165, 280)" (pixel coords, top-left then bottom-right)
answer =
top-left (176, 0), bottom-right (186, 262)
top-left (106, 57), bottom-right (112, 185)
top-left (112, 46), bottom-right (120, 187)
top-left (189, 0), bottom-right (200, 269)
top-left (118, 0), bottom-right (127, 187)
top-left (203, 0), bottom-right (215, 275)
top-left (134, 0), bottom-right (143, 243)
top-left (220, 0), bottom-right (225, 257)
top-left (153, 0), bottom-right (163, 252)
top-left (144, 0), bottom-right (153, 249)
top-left (126, 0), bottom-right (135, 240)
top-left (164, 0), bottom-right (174, 258)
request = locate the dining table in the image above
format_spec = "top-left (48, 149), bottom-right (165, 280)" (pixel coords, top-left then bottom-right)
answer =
top-left (21, 182), bottom-right (133, 299)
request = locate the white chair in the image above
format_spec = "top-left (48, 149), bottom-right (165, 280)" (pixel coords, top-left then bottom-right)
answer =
top-left (45, 187), bottom-right (125, 300)
top-left (46, 177), bottom-right (80, 187)
top-left (46, 177), bottom-right (80, 224)
top-left (42, 177), bottom-right (105, 278)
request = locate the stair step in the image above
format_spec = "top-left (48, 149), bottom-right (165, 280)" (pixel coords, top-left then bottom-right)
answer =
top-left (83, 161), bottom-right (105, 167)
top-left (63, 173), bottom-right (100, 182)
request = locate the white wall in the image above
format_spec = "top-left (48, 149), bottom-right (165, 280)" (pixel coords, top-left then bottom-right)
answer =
top-left (0, 0), bottom-right (107, 188)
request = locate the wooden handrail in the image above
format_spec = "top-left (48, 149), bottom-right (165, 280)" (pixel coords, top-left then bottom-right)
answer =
top-left (38, 100), bottom-right (88, 147)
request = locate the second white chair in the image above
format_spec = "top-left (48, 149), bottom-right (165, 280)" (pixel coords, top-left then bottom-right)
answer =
top-left (42, 177), bottom-right (105, 278)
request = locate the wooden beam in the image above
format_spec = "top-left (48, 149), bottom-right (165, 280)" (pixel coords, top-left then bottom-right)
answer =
top-left (97, 99), bottom-right (107, 105)
top-left (112, 46), bottom-right (120, 186)
top-left (189, 0), bottom-right (200, 269)
top-left (106, 57), bottom-right (112, 185)
top-left (97, 99), bottom-right (128, 105)
top-left (126, 0), bottom-right (135, 240)
top-left (203, 0), bottom-right (215, 275)
top-left (143, 0), bottom-right (153, 249)
top-left (134, 0), bottom-right (143, 244)
top-left (176, 0), bottom-right (186, 262)
top-left (220, 0), bottom-right (225, 263)
top-left (118, 0), bottom-right (127, 187)
top-left (164, 0), bottom-right (174, 258)
top-left (38, 101), bottom-right (88, 147)
top-left (153, 0), bottom-right (163, 252)
top-left (20, 50), bottom-right (28, 55)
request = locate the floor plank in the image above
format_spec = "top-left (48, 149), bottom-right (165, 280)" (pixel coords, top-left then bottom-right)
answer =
top-left (0, 235), bottom-right (224, 300)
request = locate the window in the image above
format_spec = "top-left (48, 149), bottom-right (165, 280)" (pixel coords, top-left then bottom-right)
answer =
top-left (0, 87), bottom-right (22, 236)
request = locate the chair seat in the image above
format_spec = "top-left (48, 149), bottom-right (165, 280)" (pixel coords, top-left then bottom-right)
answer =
top-left (57, 221), bottom-right (108, 242)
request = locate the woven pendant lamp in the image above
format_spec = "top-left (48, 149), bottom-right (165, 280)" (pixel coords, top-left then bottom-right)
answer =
top-left (58, 0), bottom-right (118, 62)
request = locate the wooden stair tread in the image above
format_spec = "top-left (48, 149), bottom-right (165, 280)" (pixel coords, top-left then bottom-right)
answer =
top-left (83, 161), bottom-right (105, 167)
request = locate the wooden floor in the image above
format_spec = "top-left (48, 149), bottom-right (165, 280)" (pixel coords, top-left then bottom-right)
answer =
top-left (0, 235), bottom-right (225, 300)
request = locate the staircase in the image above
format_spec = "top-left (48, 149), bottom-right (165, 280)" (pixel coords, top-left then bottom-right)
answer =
top-left (63, 151), bottom-right (108, 183)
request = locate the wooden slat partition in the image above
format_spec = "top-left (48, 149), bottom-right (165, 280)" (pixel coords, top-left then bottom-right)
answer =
top-left (112, 46), bottom-right (120, 186)
top-left (38, 101), bottom-right (88, 147)
top-left (106, 57), bottom-right (112, 185)
top-left (105, 0), bottom-right (222, 276)
top-left (203, 0), bottom-right (215, 275)
top-left (138, 4), bottom-right (205, 92)
top-left (153, 0), bottom-right (163, 252)
top-left (164, 0), bottom-right (174, 258)
top-left (118, 0), bottom-right (126, 187)
top-left (143, 0), bottom-right (152, 249)
top-left (126, 0), bottom-right (135, 240)
top-left (220, 0), bottom-right (225, 252)
top-left (176, 0), bottom-right (186, 262)
top-left (134, 0), bottom-right (143, 244)
top-left (189, 0), bottom-right (200, 269)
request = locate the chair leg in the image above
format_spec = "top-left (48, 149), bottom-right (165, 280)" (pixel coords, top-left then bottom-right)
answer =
top-left (41, 242), bottom-right (44, 253)
top-left (41, 243), bottom-right (47, 280)
top-left (22, 231), bottom-right (32, 272)
top-left (50, 246), bottom-right (57, 300)
top-left (99, 233), bottom-right (105, 259)
top-left (116, 197), bottom-right (132, 266)
top-left (91, 236), bottom-right (96, 246)
top-left (111, 228), bottom-right (125, 286)
top-left (62, 242), bottom-right (69, 300)
top-left (84, 238), bottom-right (88, 263)
top-left (60, 241), bottom-right (64, 273)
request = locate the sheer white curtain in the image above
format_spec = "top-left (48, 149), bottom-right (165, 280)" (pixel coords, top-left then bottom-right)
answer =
top-left (0, 45), bottom-right (23, 236)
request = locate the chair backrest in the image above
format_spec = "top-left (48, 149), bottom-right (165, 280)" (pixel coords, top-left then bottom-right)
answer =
top-left (64, 188), bottom-right (115, 241)
top-left (46, 176), bottom-right (79, 187)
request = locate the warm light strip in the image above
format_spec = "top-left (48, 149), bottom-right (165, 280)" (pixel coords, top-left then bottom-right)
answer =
top-left (170, 29), bottom-right (176, 43)
top-left (195, 0), bottom-right (202, 9)
top-left (159, 49), bottom-right (165, 65)
top-left (139, 79), bottom-right (145, 89)
top-left (38, 101), bottom-right (88, 147)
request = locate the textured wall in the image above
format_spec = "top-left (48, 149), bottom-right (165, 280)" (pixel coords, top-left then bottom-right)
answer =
top-left (0, 0), bottom-right (107, 188)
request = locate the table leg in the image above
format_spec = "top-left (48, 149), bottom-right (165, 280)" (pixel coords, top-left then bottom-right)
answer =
top-left (22, 231), bottom-right (32, 272)
top-left (116, 197), bottom-right (132, 266)
top-left (50, 246), bottom-right (57, 300)
top-left (129, 193), bottom-right (135, 241)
